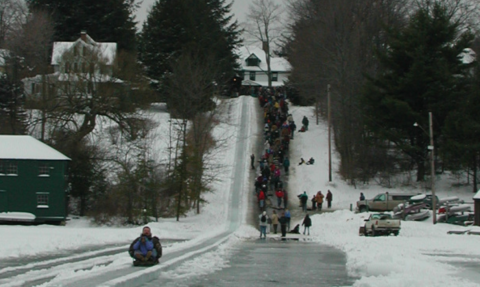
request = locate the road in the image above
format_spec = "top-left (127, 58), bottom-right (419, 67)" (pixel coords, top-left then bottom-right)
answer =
top-left (0, 96), bottom-right (356, 287)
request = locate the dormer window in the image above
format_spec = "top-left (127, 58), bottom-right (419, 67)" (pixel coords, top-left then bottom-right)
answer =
top-left (246, 54), bottom-right (261, 67)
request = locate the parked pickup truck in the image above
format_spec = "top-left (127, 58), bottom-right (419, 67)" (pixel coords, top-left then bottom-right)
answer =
top-left (356, 192), bottom-right (415, 212)
top-left (359, 213), bottom-right (401, 236)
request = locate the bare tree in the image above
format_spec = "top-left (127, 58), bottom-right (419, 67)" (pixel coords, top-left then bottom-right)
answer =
top-left (285, 0), bottom-right (409, 184)
top-left (164, 48), bottom-right (227, 219)
top-left (0, 0), bottom-right (27, 48)
top-left (245, 0), bottom-right (284, 88)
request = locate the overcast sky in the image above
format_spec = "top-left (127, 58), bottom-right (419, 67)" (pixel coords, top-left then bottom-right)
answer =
top-left (135, 0), bottom-right (285, 29)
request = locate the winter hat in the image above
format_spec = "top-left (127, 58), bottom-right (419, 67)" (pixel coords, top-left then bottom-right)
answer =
top-left (263, 211), bottom-right (267, 215)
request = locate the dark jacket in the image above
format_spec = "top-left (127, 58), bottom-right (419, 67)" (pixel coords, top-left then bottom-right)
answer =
top-left (302, 215), bottom-right (312, 227)
top-left (326, 191), bottom-right (333, 201)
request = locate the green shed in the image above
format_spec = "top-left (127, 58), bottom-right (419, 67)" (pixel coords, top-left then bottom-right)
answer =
top-left (0, 135), bottom-right (70, 223)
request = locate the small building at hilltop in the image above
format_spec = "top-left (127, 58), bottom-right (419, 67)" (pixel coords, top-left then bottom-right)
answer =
top-left (236, 46), bottom-right (291, 92)
top-left (0, 135), bottom-right (70, 224)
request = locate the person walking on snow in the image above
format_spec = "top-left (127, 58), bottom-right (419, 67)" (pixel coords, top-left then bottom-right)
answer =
top-left (299, 191), bottom-right (309, 212)
top-left (250, 154), bottom-right (255, 170)
top-left (258, 190), bottom-right (266, 211)
top-left (302, 116), bottom-right (309, 131)
top-left (302, 214), bottom-right (312, 235)
top-left (326, 190), bottom-right (333, 208)
top-left (271, 210), bottom-right (279, 234)
top-left (259, 211), bottom-right (269, 239)
top-left (279, 211), bottom-right (288, 237)
top-left (289, 121), bottom-right (296, 139)
top-left (275, 189), bottom-right (284, 208)
top-left (284, 209), bottom-right (291, 231)
top-left (283, 157), bottom-right (290, 174)
top-left (316, 191), bottom-right (324, 211)
top-left (311, 194), bottom-right (317, 210)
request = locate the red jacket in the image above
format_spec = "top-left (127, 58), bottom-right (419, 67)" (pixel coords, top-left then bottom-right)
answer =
top-left (276, 190), bottom-right (284, 199)
top-left (258, 191), bottom-right (266, 200)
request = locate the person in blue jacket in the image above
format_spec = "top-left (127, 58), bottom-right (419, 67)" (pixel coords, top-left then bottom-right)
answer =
top-left (129, 226), bottom-right (162, 265)
top-left (133, 234), bottom-right (154, 262)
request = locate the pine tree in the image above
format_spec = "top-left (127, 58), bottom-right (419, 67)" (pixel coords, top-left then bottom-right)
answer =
top-left (26, 0), bottom-right (137, 52)
top-left (0, 55), bottom-right (27, 135)
top-left (444, 61), bottom-right (480, 193)
top-left (138, 0), bottom-right (241, 96)
top-left (362, 2), bottom-right (474, 181)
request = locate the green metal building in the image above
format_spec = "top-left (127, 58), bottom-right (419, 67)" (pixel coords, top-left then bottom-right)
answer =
top-left (0, 135), bottom-right (70, 223)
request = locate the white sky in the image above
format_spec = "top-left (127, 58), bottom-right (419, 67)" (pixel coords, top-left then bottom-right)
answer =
top-left (135, 0), bottom-right (285, 29)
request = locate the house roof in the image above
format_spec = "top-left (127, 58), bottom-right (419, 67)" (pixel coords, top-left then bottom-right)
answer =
top-left (0, 135), bottom-right (70, 161)
top-left (51, 33), bottom-right (117, 66)
top-left (236, 46), bottom-right (291, 72)
top-left (0, 49), bottom-right (9, 66)
top-left (460, 48), bottom-right (476, 64)
top-left (474, 190), bottom-right (480, 200)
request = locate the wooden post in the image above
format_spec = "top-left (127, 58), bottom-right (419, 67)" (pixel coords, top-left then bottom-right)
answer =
top-left (328, 84), bottom-right (332, 182)
top-left (429, 112), bottom-right (436, 224)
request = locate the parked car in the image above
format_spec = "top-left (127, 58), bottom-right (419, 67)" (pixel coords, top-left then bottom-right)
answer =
top-left (359, 213), bottom-right (401, 236)
top-left (356, 192), bottom-right (415, 212)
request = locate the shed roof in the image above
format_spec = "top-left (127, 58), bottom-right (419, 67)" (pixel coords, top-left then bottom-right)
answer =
top-left (0, 135), bottom-right (70, 160)
top-left (474, 190), bottom-right (480, 200)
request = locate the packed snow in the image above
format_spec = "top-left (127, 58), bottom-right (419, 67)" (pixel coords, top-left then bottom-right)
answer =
top-left (1, 96), bottom-right (480, 286)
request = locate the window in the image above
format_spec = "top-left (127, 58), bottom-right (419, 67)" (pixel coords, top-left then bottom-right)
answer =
top-left (36, 193), bottom-right (49, 208)
top-left (271, 72), bottom-right (278, 82)
top-left (89, 63), bottom-right (95, 74)
top-left (374, 194), bottom-right (386, 201)
top-left (6, 162), bottom-right (17, 175)
top-left (249, 71), bottom-right (256, 81)
top-left (246, 58), bottom-right (260, 66)
top-left (82, 62), bottom-right (86, 73)
top-left (31, 83), bottom-right (36, 94)
top-left (73, 63), bottom-right (78, 72)
top-left (38, 164), bottom-right (50, 176)
top-left (65, 62), bottom-right (70, 73)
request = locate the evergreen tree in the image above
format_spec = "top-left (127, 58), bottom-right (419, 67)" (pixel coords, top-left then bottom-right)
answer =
top-left (26, 0), bottom-right (137, 52)
top-left (138, 0), bottom-right (241, 97)
top-left (444, 60), bottom-right (480, 193)
top-left (362, 2), bottom-right (473, 181)
top-left (0, 55), bottom-right (27, 135)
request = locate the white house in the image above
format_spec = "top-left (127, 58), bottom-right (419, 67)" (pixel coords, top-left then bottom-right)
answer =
top-left (23, 31), bottom-right (120, 99)
top-left (236, 46), bottom-right (290, 87)
top-left (51, 31), bottom-right (117, 75)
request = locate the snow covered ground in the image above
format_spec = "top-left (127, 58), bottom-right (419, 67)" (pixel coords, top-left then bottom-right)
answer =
top-left (288, 105), bottom-right (480, 287)
top-left (1, 96), bottom-right (480, 286)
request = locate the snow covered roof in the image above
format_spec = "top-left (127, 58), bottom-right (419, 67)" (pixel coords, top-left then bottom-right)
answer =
top-left (0, 49), bottom-right (10, 66)
top-left (474, 190), bottom-right (480, 200)
top-left (57, 73), bottom-right (123, 83)
top-left (460, 48), bottom-right (476, 64)
top-left (236, 46), bottom-right (291, 72)
top-left (51, 33), bottom-right (117, 66)
top-left (0, 212), bottom-right (35, 222)
top-left (0, 135), bottom-right (70, 161)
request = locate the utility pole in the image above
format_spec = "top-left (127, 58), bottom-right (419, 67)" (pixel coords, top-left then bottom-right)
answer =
top-left (429, 112), bottom-right (436, 224)
top-left (176, 119), bottom-right (187, 222)
top-left (328, 84), bottom-right (332, 182)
